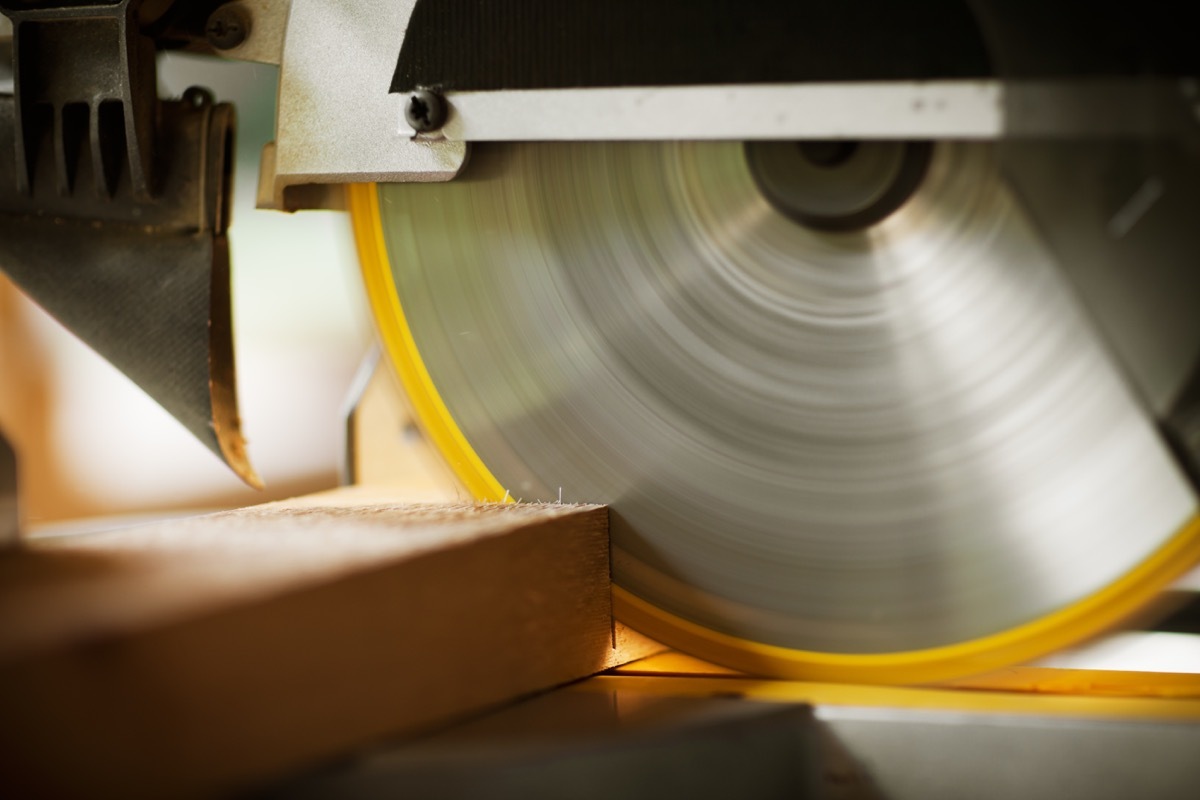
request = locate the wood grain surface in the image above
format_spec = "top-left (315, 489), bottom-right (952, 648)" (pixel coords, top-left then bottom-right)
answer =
top-left (0, 487), bottom-right (659, 798)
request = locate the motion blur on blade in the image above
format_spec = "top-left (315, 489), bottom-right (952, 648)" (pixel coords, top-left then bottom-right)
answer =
top-left (369, 139), bottom-right (1197, 676)
top-left (349, 0), bottom-right (1200, 681)
top-left (3, 0), bottom-right (1200, 687)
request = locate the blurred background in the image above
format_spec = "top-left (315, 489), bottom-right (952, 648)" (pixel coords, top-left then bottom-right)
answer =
top-left (0, 52), bottom-right (372, 524)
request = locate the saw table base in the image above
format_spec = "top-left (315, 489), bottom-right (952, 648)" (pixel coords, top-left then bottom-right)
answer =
top-left (262, 670), bottom-right (1200, 800)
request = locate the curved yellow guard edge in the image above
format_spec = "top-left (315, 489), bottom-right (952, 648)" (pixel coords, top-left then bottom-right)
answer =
top-left (349, 181), bottom-right (1200, 686)
top-left (350, 183), bottom-right (507, 502)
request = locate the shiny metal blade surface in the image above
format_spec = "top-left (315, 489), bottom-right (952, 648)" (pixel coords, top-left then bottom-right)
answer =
top-left (377, 141), bottom-right (1197, 654)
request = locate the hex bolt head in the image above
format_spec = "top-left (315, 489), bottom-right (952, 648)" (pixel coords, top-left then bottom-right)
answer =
top-left (405, 90), bottom-right (447, 133)
top-left (206, 4), bottom-right (251, 51)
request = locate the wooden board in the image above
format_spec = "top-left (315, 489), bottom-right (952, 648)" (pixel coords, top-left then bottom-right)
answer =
top-left (0, 487), bottom-right (660, 798)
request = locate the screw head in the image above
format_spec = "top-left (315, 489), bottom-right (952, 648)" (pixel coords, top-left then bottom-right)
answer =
top-left (182, 86), bottom-right (214, 109)
top-left (405, 90), bottom-right (447, 133)
top-left (206, 4), bottom-right (251, 51)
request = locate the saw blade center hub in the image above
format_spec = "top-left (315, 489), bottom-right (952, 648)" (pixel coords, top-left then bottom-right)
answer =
top-left (746, 139), bottom-right (933, 232)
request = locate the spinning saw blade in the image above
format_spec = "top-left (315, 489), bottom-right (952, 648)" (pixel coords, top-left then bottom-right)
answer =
top-left (351, 140), bottom-right (1200, 683)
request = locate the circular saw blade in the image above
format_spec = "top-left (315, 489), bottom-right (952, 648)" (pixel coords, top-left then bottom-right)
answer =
top-left (352, 141), bottom-right (1200, 682)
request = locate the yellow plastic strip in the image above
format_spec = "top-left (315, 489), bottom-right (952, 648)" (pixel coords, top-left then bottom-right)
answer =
top-left (351, 180), bottom-right (1200, 685)
top-left (576, 674), bottom-right (1200, 722)
top-left (616, 653), bottom-right (1200, 699)
top-left (941, 667), bottom-right (1200, 700)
